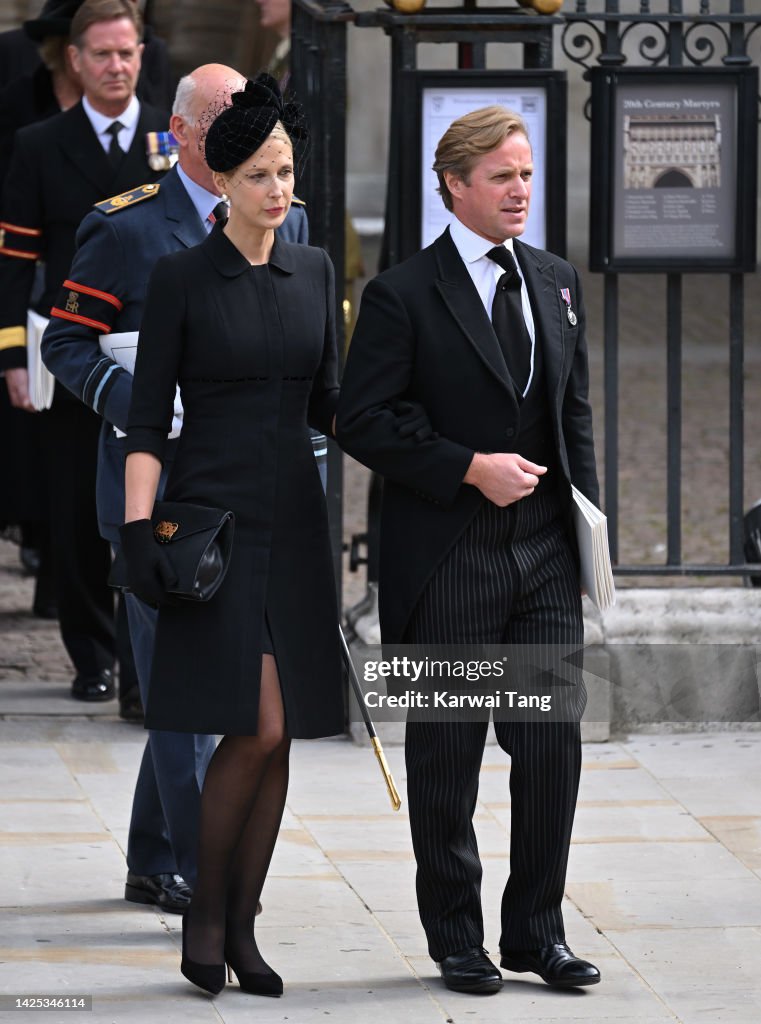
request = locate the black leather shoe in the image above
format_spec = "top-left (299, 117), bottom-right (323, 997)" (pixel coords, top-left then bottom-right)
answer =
top-left (71, 669), bottom-right (115, 702)
top-left (437, 947), bottom-right (503, 994)
top-left (500, 943), bottom-right (600, 987)
top-left (119, 694), bottom-right (144, 722)
top-left (125, 872), bottom-right (192, 914)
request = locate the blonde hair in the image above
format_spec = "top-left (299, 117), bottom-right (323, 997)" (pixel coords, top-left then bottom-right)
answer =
top-left (269, 121), bottom-right (293, 148)
top-left (433, 106), bottom-right (530, 212)
top-left (39, 36), bottom-right (69, 73)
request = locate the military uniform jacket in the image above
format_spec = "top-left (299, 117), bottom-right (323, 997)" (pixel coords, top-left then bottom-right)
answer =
top-left (0, 99), bottom-right (167, 371)
top-left (41, 166), bottom-right (309, 543)
top-left (124, 225), bottom-right (343, 737)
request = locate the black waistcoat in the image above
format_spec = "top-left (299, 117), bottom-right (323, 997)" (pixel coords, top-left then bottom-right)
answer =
top-left (510, 329), bottom-right (558, 487)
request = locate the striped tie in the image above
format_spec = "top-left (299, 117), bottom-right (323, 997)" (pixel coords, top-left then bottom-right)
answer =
top-left (208, 200), bottom-right (229, 228)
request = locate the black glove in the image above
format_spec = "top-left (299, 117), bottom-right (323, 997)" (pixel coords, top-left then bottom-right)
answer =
top-left (393, 399), bottom-right (439, 442)
top-left (119, 519), bottom-right (178, 607)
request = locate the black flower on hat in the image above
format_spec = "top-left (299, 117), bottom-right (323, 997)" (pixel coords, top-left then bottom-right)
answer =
top-left (204, 73), bottom-right (309, 175)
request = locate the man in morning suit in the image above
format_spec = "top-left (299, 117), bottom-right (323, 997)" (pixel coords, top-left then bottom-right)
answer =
top-left (336, 106), bottom-right (601, 994)
top-left (41, 64), bottom-right (308, 913)
top-left (0, 0), bottom-right (167, 703)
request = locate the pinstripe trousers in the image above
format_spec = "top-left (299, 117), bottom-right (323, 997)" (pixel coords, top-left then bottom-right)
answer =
top-left (404, 483), bottom-right (586, 961)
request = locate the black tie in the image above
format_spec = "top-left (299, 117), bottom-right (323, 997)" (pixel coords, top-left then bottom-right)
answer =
top-left (208, 200), bottom-right (229, 227)
top-left (105, 121), bottom-right (124, 168)
top-left (486, 245), bottom-right (532, 396)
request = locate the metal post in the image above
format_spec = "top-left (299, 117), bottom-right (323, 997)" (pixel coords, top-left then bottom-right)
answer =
top-left (666, 274), bottom-right (682, 566)
top-left (291, 0), bottom-right (351, 607)
top-left (728, 272), bottom-right (745, 564)
top-left (668, 0), bottom-right (684, 67)
top-left (604, 274), bottom-right (619, 563)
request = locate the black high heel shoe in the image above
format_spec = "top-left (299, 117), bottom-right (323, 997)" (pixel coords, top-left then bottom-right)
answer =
top-left (224, 949), bottom-right (283, 997)
top-left (181, 915), bottom-right (226, 995)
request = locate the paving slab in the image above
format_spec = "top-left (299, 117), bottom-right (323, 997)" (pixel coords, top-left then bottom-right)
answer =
top-left (652, 775), bottom-right (761, 818)
top-left (606, 926), bottom-right (761, 1024)
top-left (566, 838), bottom-right (754, 884)
top-left (567, 877), bottom-right (761, 931)
top-left (0, 679), bottom-right (117, 716)
top-left (1, 720), bottom-right (759, 1023)
top-left (622, 734), bottom-right (761, 779)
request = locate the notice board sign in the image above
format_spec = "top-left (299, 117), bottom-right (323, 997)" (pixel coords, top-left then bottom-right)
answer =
top-left (589, 66), bottom-right (758, 273)
top-left (396, 71), bottom-right (567, 262)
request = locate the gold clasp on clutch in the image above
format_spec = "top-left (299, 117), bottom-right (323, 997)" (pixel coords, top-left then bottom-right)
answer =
top-left (154, 520), bottom-right (178, 542)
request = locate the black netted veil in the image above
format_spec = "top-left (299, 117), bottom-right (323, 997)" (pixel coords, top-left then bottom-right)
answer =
top-left (203, 73), bottom-right (309, 174)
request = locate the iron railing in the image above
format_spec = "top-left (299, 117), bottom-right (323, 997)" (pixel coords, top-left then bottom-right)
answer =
top-left (561, 0), bottom-right (760, 576)
top-left (290, 0), bottom-right (761, 589)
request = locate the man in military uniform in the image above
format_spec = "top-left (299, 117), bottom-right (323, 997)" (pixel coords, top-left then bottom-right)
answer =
top-left (41, 63), bottom-right (308, 914)
top-left (0, 0), bottom-right (167, 704)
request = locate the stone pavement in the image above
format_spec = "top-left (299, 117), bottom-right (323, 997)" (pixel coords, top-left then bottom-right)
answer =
top-left (1, 669), bottom-right (760, 1023)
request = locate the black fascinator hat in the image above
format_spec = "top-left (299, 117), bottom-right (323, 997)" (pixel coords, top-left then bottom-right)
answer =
top-left (203, 73), bottom-right (309, 175)
top-left (24, 0), bottom-right (82, 41)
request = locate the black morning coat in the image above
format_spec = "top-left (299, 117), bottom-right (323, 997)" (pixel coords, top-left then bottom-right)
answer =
top-left (125, 225), bottom-right (345, 738)
top-left (335, 227), bottom-right (600, 644)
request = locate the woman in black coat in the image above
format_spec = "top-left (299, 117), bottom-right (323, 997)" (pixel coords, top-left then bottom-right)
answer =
top-left (121, 76), bottom-right (343, 997)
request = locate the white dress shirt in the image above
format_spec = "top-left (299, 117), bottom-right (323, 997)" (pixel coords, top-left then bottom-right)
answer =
top-left (82, 94), bottom-right (139, 156)
top-left (449, 216), bottom-right (536, 396)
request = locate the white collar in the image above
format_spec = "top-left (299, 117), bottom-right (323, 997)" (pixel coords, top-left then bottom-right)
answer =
top-left (449, 216), bottom-right (516, 265)
top-left (82, 93), bottom-right (139, 136)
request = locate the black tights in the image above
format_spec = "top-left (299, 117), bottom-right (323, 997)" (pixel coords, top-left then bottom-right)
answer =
top-left (185, 654), bottom-right (290, 973)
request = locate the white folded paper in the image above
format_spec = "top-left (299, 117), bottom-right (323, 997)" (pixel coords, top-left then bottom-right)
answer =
top-left (98, 331), bottom-right (183, 438)
top-left (26, 310), bottom-right (55, 410)
top-left (571, 485), bottom-right (616, 611)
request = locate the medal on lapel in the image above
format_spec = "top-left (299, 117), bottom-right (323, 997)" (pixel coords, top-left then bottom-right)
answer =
top-left (145, 131), bottom-right (179, 171)
top-left (560, 287), bottom-right (577, 326)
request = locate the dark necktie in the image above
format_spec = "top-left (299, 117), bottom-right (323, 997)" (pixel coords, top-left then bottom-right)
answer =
top-left (208, 200), bottom-right (229, 228)
top-left (486, 245), bottom-right (532, 396)
top-left (105, 121), bottom-right (124, 168)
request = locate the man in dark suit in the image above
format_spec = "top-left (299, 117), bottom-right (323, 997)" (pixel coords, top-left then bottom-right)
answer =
top-left (0, 0), bottom-right (172, 105)
top-left (40, 63), bottom-right (308, 912)
top-left (337, 106), bottom-right (601, 994)
top-left (0, 0), bottom-right (167, 704)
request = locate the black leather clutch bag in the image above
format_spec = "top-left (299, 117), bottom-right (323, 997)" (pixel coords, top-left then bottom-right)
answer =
top-left (111, 501), bottom-right (235, 602)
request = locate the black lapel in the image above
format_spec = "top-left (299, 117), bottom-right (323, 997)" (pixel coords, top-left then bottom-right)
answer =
top-left (160, 166), bottom-right (207, 249)
top-left (201, 220), bottom-right (250, 278)
top-left (57, 103), bottom-right (114, 194)
top-left (111, 103), bottom-right (167, 193)
top-left (514, 238), bottom-right (565, 413)
top-left (433, 228), bottom-right (517, 402)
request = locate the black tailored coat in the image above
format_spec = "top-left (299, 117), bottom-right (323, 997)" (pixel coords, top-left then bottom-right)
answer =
top-left (126, 225), bottom-right (344, 738)
top-left (41, 165), bottom-right (311, 543)
top-left (336, 227), bottom-right (599, 644)
top-left (0, 30), bottom-right (37, 91)
top-left (0, 28), bottom-right (173, 194)
top-left (0, 65), bottom-right (58, 192)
